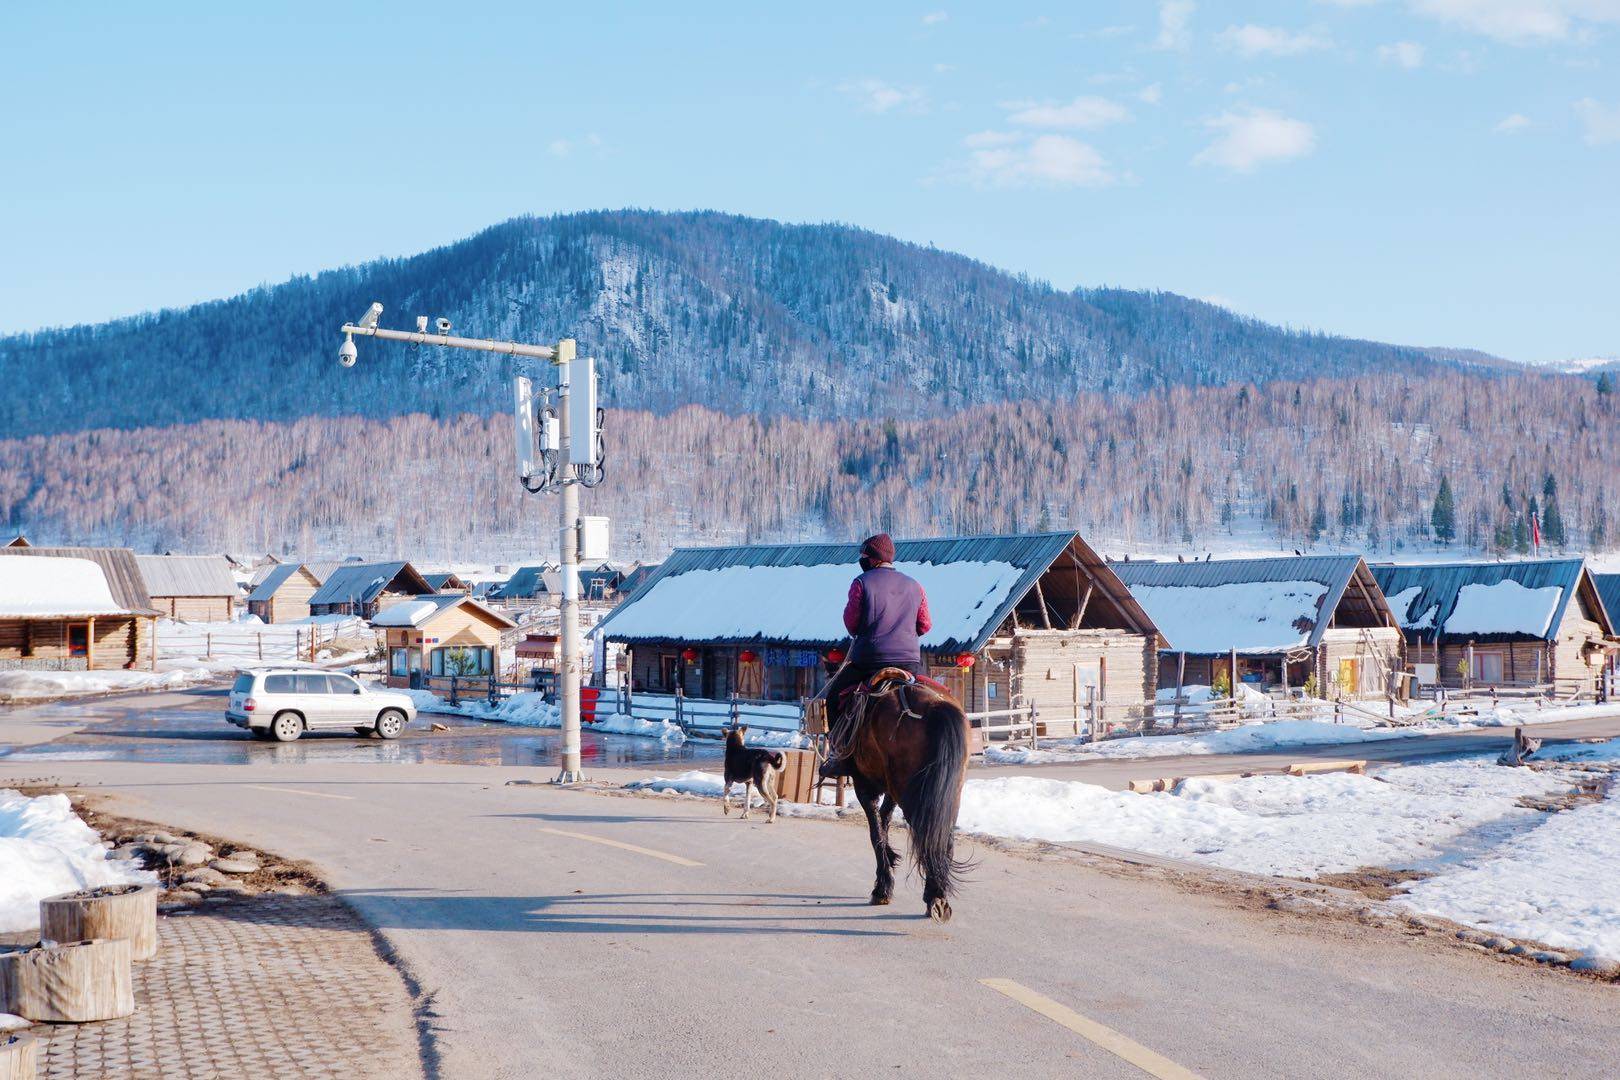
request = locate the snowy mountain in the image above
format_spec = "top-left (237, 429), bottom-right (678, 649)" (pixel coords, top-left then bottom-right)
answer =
top-left (0, 210), bottom-right (1478, 437)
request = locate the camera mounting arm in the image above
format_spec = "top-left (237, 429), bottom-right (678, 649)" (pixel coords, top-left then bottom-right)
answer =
top-left (338, 321), bottom-right (561, 361)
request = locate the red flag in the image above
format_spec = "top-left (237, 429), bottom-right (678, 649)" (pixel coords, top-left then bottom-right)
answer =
top-left (1532, 511), bottom-right (1542, 551)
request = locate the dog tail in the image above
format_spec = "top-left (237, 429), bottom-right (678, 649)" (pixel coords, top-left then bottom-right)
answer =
top-left (766, 751), bottom-right (784, 769)
top-left (899, 697), bottom-right (969, 901)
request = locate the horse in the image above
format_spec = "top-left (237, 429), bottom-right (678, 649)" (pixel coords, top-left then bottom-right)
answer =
top-left (838, 669), bottom-right (970, 921)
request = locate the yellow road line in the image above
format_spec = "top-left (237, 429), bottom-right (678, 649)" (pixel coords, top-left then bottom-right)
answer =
top-left (538, 826), bottom-right (703, 867)
top-left (244, 784), bottom-right (356, 801)
top-left (980, 978), bottom-right (1203, 1080)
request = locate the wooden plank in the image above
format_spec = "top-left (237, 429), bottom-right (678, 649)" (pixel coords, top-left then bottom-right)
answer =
top-left (1286, 759), bottom-right (1366, 776)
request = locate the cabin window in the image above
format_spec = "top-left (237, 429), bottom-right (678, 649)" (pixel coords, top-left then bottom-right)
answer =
top-left (67, 623), bottom-right (89, 658)
top-left (431, 646), bottom-right (492, 677)
top-left (1476, 650), bottom-right (1505, 685)
top-left (390, 648), bottom-right (409, 678)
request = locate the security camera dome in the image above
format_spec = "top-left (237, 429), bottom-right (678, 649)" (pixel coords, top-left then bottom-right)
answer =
top-left (338, 336), bottom-right (358, 367)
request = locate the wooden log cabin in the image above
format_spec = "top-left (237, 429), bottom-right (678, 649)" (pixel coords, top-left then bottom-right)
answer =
top-left (0, 547), bottom-right (160, 671)
top-left (307, 562), bottom-right (436, 620)
top-left (245, 563), bottom-right (324, 623)
top-left (374, 595), bottom-right (517, 689)
top-left (1372, 560), bottom-right (1615, 696)
top-left (1113, 556), bottom-right (1404, 701)
top-left (134, 555), bottom-right (238, 622)
top-left (1595, 573), bottom-right (1620, 697)
top-left (596, 532), bottom-right (1161, 734)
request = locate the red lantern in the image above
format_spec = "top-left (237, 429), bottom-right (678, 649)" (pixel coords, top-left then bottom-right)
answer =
top-left (681, 648), bottom-right (699, 663)
top-left (955, 653), bottom-right (976, 669)
top-left (825, 648), bottom-right (846, 664)
top-left (738, 649), bottom-right (758, 664)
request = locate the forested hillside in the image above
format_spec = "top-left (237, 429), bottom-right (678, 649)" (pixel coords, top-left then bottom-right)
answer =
top-left (3, 371), bottom-right (1611, 561)
top-left (0, 210), bottom-right (1468, 437)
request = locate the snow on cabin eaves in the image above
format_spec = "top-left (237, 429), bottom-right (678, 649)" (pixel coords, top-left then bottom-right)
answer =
top-left (1111, 555), bottom-right (1366, 655)
top-left (598, 532), bottom-right (1093, 655)
top-left (0, 555), bottom-right (135, 618)
top-left (1371, 559), bottom-right (1597, 644)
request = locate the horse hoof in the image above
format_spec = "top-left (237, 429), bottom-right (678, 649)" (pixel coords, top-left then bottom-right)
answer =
top-left (869, 894), bottom-right (891, 906)
top-left (928, 899), bottom-right (952, 922)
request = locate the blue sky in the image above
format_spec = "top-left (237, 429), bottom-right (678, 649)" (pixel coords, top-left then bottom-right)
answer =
top-left (2, 1), bottom-right (1616, 362)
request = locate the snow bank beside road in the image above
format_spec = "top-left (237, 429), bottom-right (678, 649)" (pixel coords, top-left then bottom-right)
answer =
top-left (0, 790), bottom-right (155, 932)
top-left (0, 665), bottom-right (223, 703)
top-left (985, 718), bottom-right (1427, 765)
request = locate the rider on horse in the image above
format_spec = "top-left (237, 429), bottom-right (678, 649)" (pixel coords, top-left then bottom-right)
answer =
top-left (819, 532), bottom-right (931, 778)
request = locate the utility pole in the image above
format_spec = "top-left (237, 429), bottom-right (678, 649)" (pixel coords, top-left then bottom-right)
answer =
top-left (336, 305), bottom-right (601, 784)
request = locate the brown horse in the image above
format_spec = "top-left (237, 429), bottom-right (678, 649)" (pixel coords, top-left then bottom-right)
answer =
top-left (842, 670), bottom-right (970, 921)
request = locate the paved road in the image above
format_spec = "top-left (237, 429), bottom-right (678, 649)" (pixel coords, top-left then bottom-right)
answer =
top-left (4, 692), bottom-right (1618, 1078)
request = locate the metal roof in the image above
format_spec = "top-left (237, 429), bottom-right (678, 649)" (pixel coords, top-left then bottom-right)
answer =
top-left (1112, 555), bottom-right (1378, 653)
top-left (599, 531), bottom-right (1153, 653)
top-left (1370, 559), bottom-right (1600, 643)
top-left (246, 562), bottom-right (311, 602)
top-left (370, 594), bottom-right (518, 629)
top-left (135, 554), bottom-right (238, 598)
top-left (421, 572), bottom-right (470, 591)
top-left (308, 562), bottom-right (431, 607)
top-left (1595, 574), bottom-right (1620, 635)
top-left (0, 547), bottom-right (160, 616)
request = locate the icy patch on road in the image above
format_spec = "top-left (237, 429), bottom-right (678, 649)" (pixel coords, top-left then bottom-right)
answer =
top-left (0, 789), bottom-right (155, 932)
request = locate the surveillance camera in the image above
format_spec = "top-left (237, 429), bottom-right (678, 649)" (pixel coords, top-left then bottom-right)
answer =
top-left (358, 302), bottom-right (383, 329)
top-left (435, 317), bottom-right (452, 334)
top-left (338, 335), bottom-right (358, 368)
top-left (416, 315), bottom-right (429, 333)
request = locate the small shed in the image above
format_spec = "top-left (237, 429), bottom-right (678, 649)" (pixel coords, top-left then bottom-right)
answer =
top-left (489, 564), bottom-right (556, 608)
top-left (0, 547), bottom-right (160, 670)
top-left (246, 564), bottom-right (324, 623)
top-left (597, 531), bottom-right (1160, 730)
top-left (1372, 560), bottom-right (1614, 694)
top-left (135, 555), bottom-right (239, 622)
top-left (308, 562), bottom-right (436, 620)
top-left (6, 536), bottom-right (30, 548)
top-left (375, 595), bottom-right (518, 689)
top-left (1113, 556), bottom-right (1403, 700)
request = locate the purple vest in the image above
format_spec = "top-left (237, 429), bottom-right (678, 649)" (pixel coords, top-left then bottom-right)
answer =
top-left (848, 566), bottom-right (924, 665)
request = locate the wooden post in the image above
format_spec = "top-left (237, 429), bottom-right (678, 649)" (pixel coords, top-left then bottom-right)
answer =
top-left (206, 632), bottom-right (213, 660)
top-left (1032, 579), bottom-right (1053, 629)
top-left (1229, 648), bottom-right (1239, 710)
top-left (257, 632), bottom-right (264, 661)
top-left (1073, 583), bottom-right (1094, 630)
top-left (1174, 653), bottom-right (1186, 727)
top-left (149, 617), bottom-right (157, 671)
top-left (1466, 641), bottom-right (1475, 691)
top-left (40, 885), bottom-right (159, 962)
top-left (0, 940), bottom-right (135, 1022)
top-left (85, 616), bottom-right (95, 670)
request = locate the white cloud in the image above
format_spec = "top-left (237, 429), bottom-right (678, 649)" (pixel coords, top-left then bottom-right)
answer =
top-left (964, 133), bottom-right (1118, 188)
top-left (1377, 40), bottom-right (1427, 66)
top-left (962, 130), bottom-right (1021, 148)
top-left (1138, 82), bottom-right (1164, 104)
top-left (1409, 0), bottom-right (1620, 44)
top-left (1193, 108), bottom-right (1318, 172)
top-left (839, 78), bottom-right (927, 113)
top-left (1155, 0), bottom-right (1196, 50)
top-left (1495, 111), bottom-right (1532, 132)
top-left (1217, 24), bottom-right (1332, 56)
top-left (547, 134), bottom-right (603, 158)
top-left (1575, 97), bottom-right (1620, 144)
top-left (548, 139), bottom-right (571, 158)
top-left (922, 10), bottom-right (948, 25)
top-left (1005, 95), bottom-right (1132, 129)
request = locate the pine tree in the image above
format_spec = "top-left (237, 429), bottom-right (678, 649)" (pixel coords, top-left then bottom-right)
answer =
top-left (1431, 475), bottom-right (1457, 543)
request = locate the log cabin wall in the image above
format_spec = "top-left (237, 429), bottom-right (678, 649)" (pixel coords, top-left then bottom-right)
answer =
top-left (1007, 629), bottom-right (1158, 735)
top-left (1316, 626), bottom-right (1404, 698)
top-left (0, 616), bottom-right (143, 670)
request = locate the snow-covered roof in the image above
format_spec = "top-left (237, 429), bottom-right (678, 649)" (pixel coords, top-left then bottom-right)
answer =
top-left (0, 547), bottom-right (159, 617)
top-left (1112, 555), bottom-right (1381, 654)
top-left (369, 594), bottom-right (517, 629)
top-left (309, 562), bottom-right (432, 607)
top-left (0, 555), bottom-right (136, 618)
top-left (1372, 559), bottom-right (1607, 643)
top-left (135, 554), bottom-right (238, 598)
top-left (598, 532), bottom-right (1154, 654)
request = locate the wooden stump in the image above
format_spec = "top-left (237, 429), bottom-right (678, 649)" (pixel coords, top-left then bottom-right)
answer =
top-left (0, 940), bottom-right (134, 1023)
top-left (40, 884), bottom-right (159, 961)
top-left (0, 1031), bottom-right (39, 1080)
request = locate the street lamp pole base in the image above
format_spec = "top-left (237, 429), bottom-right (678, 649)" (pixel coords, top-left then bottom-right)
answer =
top-left (552, 768), bottom-right (586, 785)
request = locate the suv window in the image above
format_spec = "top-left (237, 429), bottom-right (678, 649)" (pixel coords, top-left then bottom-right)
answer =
top-left (295, 674), bottom-right (330, 694)
top-left (231, 673), bottom-right (254, 693)
top-left (263, 674), bottom-right (296, 693)
top-left (328, 674), bottom-right (361, 694)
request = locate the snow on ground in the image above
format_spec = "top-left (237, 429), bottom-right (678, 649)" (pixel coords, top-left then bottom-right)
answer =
top-left (0, 789), bottom-right (155, 932)
top-left (590, 712), bottom-right (686, 743)
top-left (0, 664), bottom-right (228, 703)
top-left (393, 687), bottom-right (561, 726)
top-left (624, 770), bottom-right (847, 815)
top-left (984, 718), bottom-right (1431, 764)
top-left (156, 615), bottom-right (371, 664)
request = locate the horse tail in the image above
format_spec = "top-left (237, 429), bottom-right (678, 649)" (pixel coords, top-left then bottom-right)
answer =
top-left (899, 696), bottom-right (969, 900)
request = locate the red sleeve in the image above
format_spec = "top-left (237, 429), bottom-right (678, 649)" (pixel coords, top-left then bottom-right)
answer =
top-left (915, 588), bottom-right (932, 636)
top-left (843, 579), bottom-right (864, 635)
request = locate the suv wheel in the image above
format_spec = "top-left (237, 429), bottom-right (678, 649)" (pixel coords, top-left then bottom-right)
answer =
top-left (270, 712), bottom-right (304, 742)
top-left (374, 710), bottom-right (406, 741)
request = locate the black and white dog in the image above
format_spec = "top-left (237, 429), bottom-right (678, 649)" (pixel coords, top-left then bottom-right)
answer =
top-left (722, 725), bottom-right (785, 822)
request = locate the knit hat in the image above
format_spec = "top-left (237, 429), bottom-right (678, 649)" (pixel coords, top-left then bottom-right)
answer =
top-left (859, 533), bottom-right (897, 565)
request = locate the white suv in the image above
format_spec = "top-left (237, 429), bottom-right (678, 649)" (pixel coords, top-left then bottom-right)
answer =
top-left (226, 669), bottom-right (418, 742)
